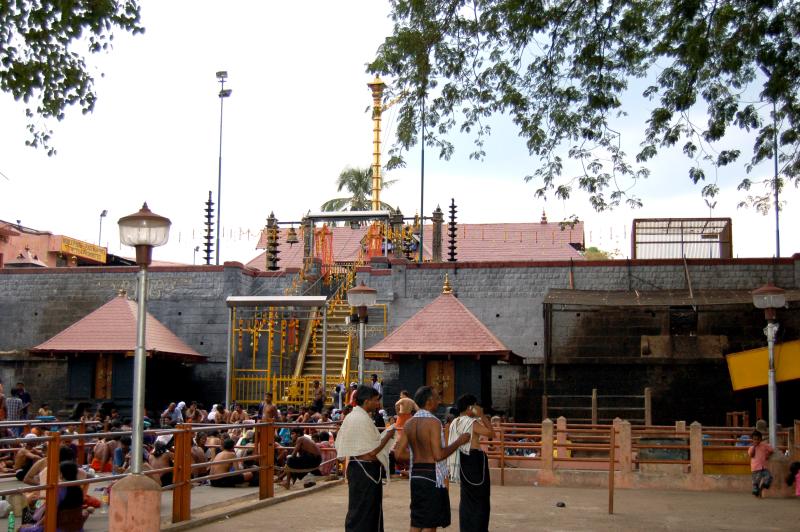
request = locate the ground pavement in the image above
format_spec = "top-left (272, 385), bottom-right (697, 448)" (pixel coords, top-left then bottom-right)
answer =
top-left (190, 480), bottom-right (800, 531)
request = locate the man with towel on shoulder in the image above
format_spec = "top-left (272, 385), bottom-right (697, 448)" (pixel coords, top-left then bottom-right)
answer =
top-left (335, 385), bottom-right (396, 532)
top-left (447, 394), bottom-right (494, 532)
top-left (394, 386), bottom-right (470, 532)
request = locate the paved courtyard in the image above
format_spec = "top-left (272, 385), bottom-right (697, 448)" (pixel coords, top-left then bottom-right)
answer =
top-left (190, 480), bottom-right (799, 531)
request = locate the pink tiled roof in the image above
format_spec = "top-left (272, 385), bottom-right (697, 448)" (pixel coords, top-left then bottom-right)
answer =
top-left (31, 293), bottom-right (204, 360)
top-left (246, 221), bottom-right (584, 270)
top-left (366, 291), bottom-right (518, 360)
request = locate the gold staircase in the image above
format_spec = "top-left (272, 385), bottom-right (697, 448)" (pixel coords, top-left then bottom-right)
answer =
top-left (299, 300), bottom-right (352, 378)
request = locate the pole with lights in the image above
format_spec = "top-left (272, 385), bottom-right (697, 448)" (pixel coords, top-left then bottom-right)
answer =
top-left (215, 70), bottom-right (232, 265)
top-left (347, 281), bottom-right (377, 383)
top-left (751, 283), bottom-right (785, 446)
top-left (117, 203), bottom-right (171, 473)
top-left (98, 210), bottom-right (108, 247)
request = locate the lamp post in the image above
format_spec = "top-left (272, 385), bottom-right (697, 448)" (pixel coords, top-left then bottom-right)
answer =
top-left (347, 281), bottom-right (377, 383)
top-left (118, 203), bottom-right (171, 473)
top-left (215, 70), bottom-right (232, 265)
top-left (98, 209), bottom-right (108, 246)
top-left (752, 283), bottom-right (786, 445)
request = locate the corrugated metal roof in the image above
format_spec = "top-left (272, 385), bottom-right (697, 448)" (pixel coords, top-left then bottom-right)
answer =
top-left (543, 288), bottom-right (800, 307)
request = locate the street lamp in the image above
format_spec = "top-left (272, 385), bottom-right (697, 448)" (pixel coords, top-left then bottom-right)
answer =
top-left (118, 203), bottom-right (171, 473)
top-left (215, 70), bottom-right (232, 265)
top-left (98, 209), bottom-right (108, 246)
top-left (347, 281), bottom-right (377, 383)
top-left (751, 283), bottom-right (786, 446)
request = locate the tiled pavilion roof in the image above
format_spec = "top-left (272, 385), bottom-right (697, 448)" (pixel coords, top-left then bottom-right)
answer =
top-left (31, 292), bottom-right (204, 361)
top-left (366, 278), bottom-right (520, 362)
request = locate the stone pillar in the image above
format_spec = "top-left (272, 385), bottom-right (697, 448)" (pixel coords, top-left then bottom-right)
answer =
top-left (556, 416), bottom-right (567, 459)
top-left (676, 420), bottom-right (686, 434)
top-left (618, 420), bottom-right (633, 479)
top-left (109, 474), bottom-right (162, 531)
top-left (541, 419), bottom-right (554, 474)
top-left (390, 208), bottom-right (405, 259)
top-left (689, 421), bottom-right (704, 487)
top-left (431, 206), bottom-right (443, 262)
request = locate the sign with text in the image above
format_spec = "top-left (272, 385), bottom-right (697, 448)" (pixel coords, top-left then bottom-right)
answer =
top-left (60, 236), bottom-right (107, 264)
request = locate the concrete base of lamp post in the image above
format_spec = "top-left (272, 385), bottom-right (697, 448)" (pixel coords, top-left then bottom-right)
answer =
top-left (764, 454), bottom-right (794, 498)
top-left (109, 474), bottom-right (162, 531)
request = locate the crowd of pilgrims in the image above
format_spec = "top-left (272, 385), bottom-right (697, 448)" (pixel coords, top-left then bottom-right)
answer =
top-left (0, 377), bottom-right (523, 531)
top-left (0, 380), bottom-right (395, 530)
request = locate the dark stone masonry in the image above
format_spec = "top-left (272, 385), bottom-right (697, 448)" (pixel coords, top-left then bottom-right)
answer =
top-left (1, 256), bottom-right (798, 424)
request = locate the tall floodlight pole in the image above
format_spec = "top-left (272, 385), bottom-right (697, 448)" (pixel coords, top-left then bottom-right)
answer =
top-left (215, 70), bottom-right (232, 265)
top-left (752, 283), bottom-right (786, 446)
top-left (118, 203), bottom-right (171, 473)
top-left (773, 101), bottom-right (780, 258)
top-left (419, 95), bottom-right (425, 263)
top-left (98, 209), bottom-right (108, 246)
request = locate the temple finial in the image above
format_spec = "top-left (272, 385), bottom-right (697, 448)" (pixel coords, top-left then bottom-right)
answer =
top-left (442, 273), bottom-right (453, 294)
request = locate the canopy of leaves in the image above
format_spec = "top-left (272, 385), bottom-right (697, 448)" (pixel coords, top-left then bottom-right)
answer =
top-left (320, 166), bottom-right (398, 212)
top-left (370, 0), bottom-right (800, 211)
top-left (1, 1), bottom-right (143, 155)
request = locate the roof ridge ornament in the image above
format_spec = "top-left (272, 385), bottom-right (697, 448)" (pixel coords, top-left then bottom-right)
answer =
top-left (442, 273), bottom-right (453, 295)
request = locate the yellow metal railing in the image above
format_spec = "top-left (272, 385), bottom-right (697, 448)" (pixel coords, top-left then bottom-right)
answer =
top-left (232, 372), bottom-right (380, 408)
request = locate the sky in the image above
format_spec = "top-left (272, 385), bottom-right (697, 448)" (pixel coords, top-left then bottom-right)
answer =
top-left (1, 1), bottom-right (798, 265)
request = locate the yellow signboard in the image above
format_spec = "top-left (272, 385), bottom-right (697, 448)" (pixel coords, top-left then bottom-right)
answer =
top-left (726, 340), bottom-right (800, 391)
top-left (60, 236), bottom-right (107, 264)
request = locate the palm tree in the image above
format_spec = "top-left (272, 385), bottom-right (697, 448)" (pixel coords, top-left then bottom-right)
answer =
top-left (320, 166), bottom-right (397, 212)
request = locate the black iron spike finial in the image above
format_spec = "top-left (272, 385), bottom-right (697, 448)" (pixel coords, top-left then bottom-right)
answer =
top-left (447, 198), bottom-right (458, 262)
top-left (204, 191), bottom-right (214, 265)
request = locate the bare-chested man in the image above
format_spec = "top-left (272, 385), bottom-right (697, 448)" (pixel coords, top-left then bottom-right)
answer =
top-left (282, 427), bottom-right (322, 489)
top-left (394, 390), bottom-right (417, 430)
top-left (229, 403), bottom-right (249, 423)
top-left (209, 438), bottom-right (253, 487)
top-left (191, 432), bottom-right (210, 477)
top-left (394, 386), bottom-right (469, 532)
top-left (90, 434), bottom-right (113, 473)
top-left (14, 435), bottom-right (42, 480)
top-left (258, 392), bottom-right (278, 421)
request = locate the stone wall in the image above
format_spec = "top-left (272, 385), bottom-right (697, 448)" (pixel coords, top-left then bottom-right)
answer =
top-left (1, 256), bottom-right (798, 419)
top-left (0, 263), bottom-right (292, 412)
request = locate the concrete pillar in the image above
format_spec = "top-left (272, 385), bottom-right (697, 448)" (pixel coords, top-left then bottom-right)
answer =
top-left (109, 474), bottom-right (162, 531)
top-left (618, 420), bottom-right (633, 477)
top-left (556, 416), bottom-right (567, 459)
top-left (541, 419), bottom-right (554, 473)
top-left (689, 421), bottom-right (704, 484)
top-left (431, 206), bottom-right (443, 262)
top-left (644, 387), bottom-right (652, 426)
top-left (676, 420), bottom-right (686, 434)
top-left (765, 455), bottom-right (794, 498)
top-left (591, 388), bottom-right (598, 425)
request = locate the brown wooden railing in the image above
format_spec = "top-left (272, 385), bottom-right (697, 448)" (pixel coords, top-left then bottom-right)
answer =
top-left (0, 420), bottom-right (341, 531)
top-left (487, 417), bottom-right (792, 485)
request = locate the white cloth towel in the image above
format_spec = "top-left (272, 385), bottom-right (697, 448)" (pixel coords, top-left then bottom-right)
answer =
top-left (335, 406), bottom-right (394, 480)
top-left (447, 416), bottom-right (476, 482)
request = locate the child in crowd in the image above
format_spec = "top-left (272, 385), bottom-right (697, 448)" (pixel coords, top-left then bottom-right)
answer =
top-left (748, 430), bottom-right (774, 497)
